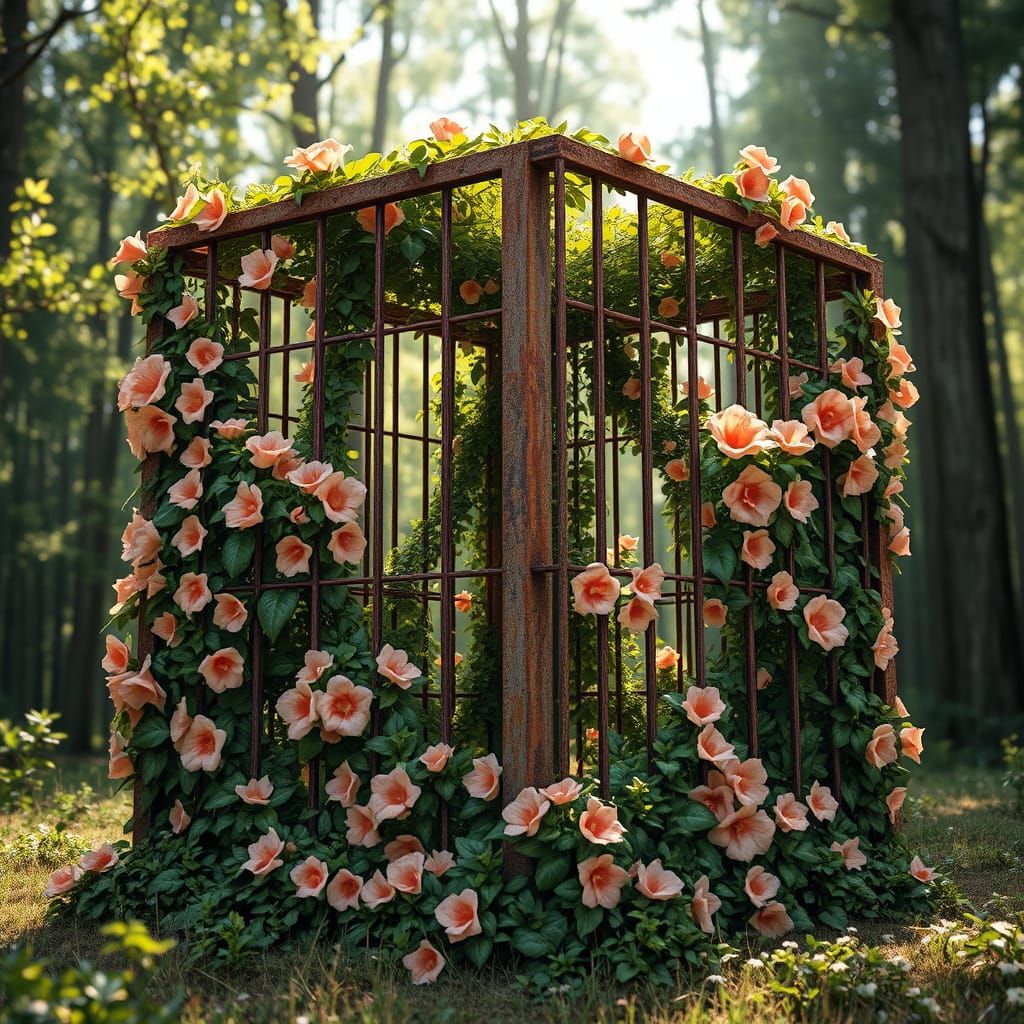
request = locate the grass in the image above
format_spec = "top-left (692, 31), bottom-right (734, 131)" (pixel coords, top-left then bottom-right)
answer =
top-left (1, 760), bottom-right (1022, 1023)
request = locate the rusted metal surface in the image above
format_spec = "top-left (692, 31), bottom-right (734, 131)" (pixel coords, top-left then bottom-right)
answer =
top-left (131, 134), bottom-right (897, 848)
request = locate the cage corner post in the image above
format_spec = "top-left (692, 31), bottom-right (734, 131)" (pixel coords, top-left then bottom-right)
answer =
top-left (499, 145), bottom-right (555, 872)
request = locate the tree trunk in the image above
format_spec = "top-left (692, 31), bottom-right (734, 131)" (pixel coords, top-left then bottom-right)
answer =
top-left (370, 1), bottom-right (395, 152)
top-left (697, 0), bottom-right (725, 172)
top-left (512, 0), bottom-right (532, 120)
top-left (282, 0), bottom-right (321, 146)
top-left (889, 0), bottom-right (1023, 734)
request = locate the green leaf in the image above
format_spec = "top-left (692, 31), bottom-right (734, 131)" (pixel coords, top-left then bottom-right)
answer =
top-left (400, 233), bottom-right (426, 266)
top-left (258, 588), bottom-right (300, 643)
top-left (511, 927), bottom-right (551, 958)
top-left (702, 531), bottom-right (737, 584)
top-left (670, 800), bottom-right (719, 834)
top-left (534, 855), bottom-right (570, 891)
top-left (222, 531), bottom-right (256, 579)
top-left (464, 936), bottom-right (493, 968)
top-left (131, 714), bottom-right (169, 750)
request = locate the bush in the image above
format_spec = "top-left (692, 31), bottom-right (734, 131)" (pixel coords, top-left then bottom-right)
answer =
top-left (0, 920), bottom-right (182, 1023)
top-left (0, 709), bottom-right (65, 811)
top-left (2, 823), bottom-right (90, 869)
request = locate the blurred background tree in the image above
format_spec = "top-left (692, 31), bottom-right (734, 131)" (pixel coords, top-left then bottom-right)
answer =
top-left (0, 0), bottom-right (1020, 750)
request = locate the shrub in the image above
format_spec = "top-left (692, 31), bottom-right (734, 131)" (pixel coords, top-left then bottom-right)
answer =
top-left (0, 710), bottom-right (65, 812)
top-left (2, 823), bottom-right (89, 869)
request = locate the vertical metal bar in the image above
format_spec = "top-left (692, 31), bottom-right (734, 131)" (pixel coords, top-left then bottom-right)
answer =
top-left (732, 228), bottom-right (747, 408)
top-left (281, 300), bottom-right (291, 435)
top-left (637, 197), bottom-right (658, 767)
top-left (684, 212), bottom-right (706, 688)
top-left (421, 331), bottom-right (431, 717)
top-left (591, 179), bottom-right (610, 797)
top-left (554, 159), bottom-right (571, 777)
top-left (610, 414), bottom-right (624, 733)
top-left (815, 259), bottom-right (841, 797)
top-left (670, 325), bottom-right (684, 694)
top-left (501, 148), bottom-right (554, 838)
top-left (372, 208), bottom-right (386, 658)
top-left (439, 191), bottom-right (456, 749)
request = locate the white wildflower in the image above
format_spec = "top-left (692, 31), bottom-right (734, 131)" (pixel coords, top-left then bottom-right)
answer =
top-left (1006, 988), bottom-right (1024, 1006)
top-left (856, 982), bottom-right (878, 997)
top-left (998, 962), bottom-right (1022, 976)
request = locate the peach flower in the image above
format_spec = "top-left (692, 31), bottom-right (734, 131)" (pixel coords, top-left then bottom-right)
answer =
top-left (658, 297), bottom-right (681, 319)
top-left (723, 465), bottom-right (783, 527)
top-left (889, 526), bottom-right (912, 557)
top-left (169, 470), bottom-right (204, 511)
top-left (578, 854), bottom-right (630, 909)
top-left (425, 849), bottom-right (456, 877)
top-left (696, 724), bottom-right (735, 764)
top-left (680, 685), bottom-right (725, 727)
top-left (430, 116), bottom-right (464, 141)
top-left (708, 404), bottom-right (773, 459)
top-left (901, 726), bottom-right (925, 763)
top-left (174, 573), bottom-right (212, 620)
top-left (779, 195), bottom-right (807, 229)
top-left (744, 865), bottom-right (780, 907)
top-left (178, 714), bottom-right (226, 772)
top-left (403, 939), bottom-right (446, 985)
top-left (169, 697), bottom-right (192, 749)
top-left (579, 797), bottom-right (627, 844)
top-left (665, 458), bottom-right (689, 482)
top-left (635, 859), bottom-right (683, 901)
top-left (767, 570), bottom-right (798, 611)
top-left (328, 522), bottom-right (367, 565)
top-left (286, 460), bottom-right (333, 493)
top-left (757, 667), bottom-right (771, 690)
top-left (369, 766), bottom-right (421, 822)
top-left (789, 372), bottom-right (810, 398)
top-left (199, 646), bottom-right (244, 693)
top-left (691, 874), bottom-right (721, 934)
top-left (689, 779), bottom-right (734, 821)
top-left (420, 742), bottom-right (454, 773)
top-left (45, 865), bottom-right (82, 897)
top-left (804, 595), bottom-right (848, 651)
top-left (376, 644), bottom-right (421, 688)
top-left (327, 868), bottom-right (363, 912)
top-left (807, 780), bottom-right (838, 821)
top-left (886, 786), bottom-right (907, 825)
top-left (660, 251), bottom-right (681, 268)
top-left (298, 650), bottom-right (336, 687)
top-left (780, 175), bottom-right (815, 207)
top-left (618, 595), bottom-right (657, 633)
top-left (774, 792), bottom-right (810, 832)
top-left (267, 234), bottom-right (294, 260)
top-left (628, 563), bottom-right (664, 604)
top-left (724, 757), bottom-right (769, 806)
top-left (102, 635), bottom-right (130, 675)
top-left (826, 221), bottom-right (850, 242)
top-left (801, 389), bottom-right (854, 448)
top-left (872, 612), bottom-right (899, 671)
top-left (125, 405), bottom-right (177, 458)
top-left (849, 397), bottom-right (881, 453)
top-left (245, 431), bottom-right (293, 469)
top-left (210, 418), bottom-right (248, 438)
top-left (459, 279), bottom-right (483, 305)
top-left (168, 183), bottom-right (201, 221)
top-left (833, 355), bottom-right (871, 391)
top-left (656, 645), bottom-right (679, 671)
top-left (193, 188), bottom-right (227, 232)
top-left (703, 598), bottom-right (728, 627)
top-left (169, 799), bottom-right (191, 834)
top-left (284, 138), bottom-right (352, 173)
top-left (542, 777), bottom-right (582, 805)
top-left (741, 529), bottom-right (776, 570)
top-left (355, 202), bottom-right (405, 234)
top-left (346, 805), bottom-right (381, 848)
top-left (275, 535), bottom-right (312, 578)
top-left (167, 292), bottom-right (199, 330)
top-left (315, 471), bottom-right (366, 523)
top-left (708, 803), bottom-right (775, 861)
top-left (291, 856), bottom-right (329, 898)
top-left (739, 145), bottom-right (780, 174)
top-left (783, 478), bottom-right (819, 523)
top-left (502, 786), bottom-right (551, 837)
top-left (889, 378), bottom-right (920, 409)
top-left (387, 852), bottom-right (425, 896)
top-left (238, 248), bottom-right (278, 291)
top-left (317, 675), bottom-right (373, 739)
top-left (151, 611), bottom-right (181, 647)
top-left (463, 753), bottom-right (502, 800)
top-left (213, 593), bottom-right (248, 632)
top-left (750, 901), bottom-right (794, 937)
top-left (874, 297), bottom-right (902, 333)
top-left (242, 829), bottom-right (285, 876)
top-left (571, 562), bottom-right (621, 616)
top-left (769, 419), bottom-right (815, 455)
top-left (735, 165), bottom-right (771, 202)
top-left (236, 776), bottom-right (274, 805)
top-left (107, 730), bottom-right (133, 779)
top-left (118, 354), bottom-right (171, 410)
top-left (831, 837), bottom-right (867, 870)
top-left (325, 761), bottom-right (360, 806)
top-left (180, 437), bottom-right (212, 469)
top-left (223, 482), bottom-right (263, 529)
top-left (121, 511), bottom-right (161, 566)
top-left (361, 869), bottom-right (395, 907)
top-left (909, 855), bottom-right (935, 882)
top-left (79, 843), bottom-right (119, 874)
top-left (701, 501), bottom-right (717, 528)
top-left (617, 131), bottom-right (651, 163)
top-left (276, 680), bottom-right (319, 741)
top-left (384, 836), bottom-right (425, 862)
top-left (839, 454), bottom-right (879, 497)
top-left (112, 231), bottom-right (147, 265)
top-left (887, 340), bottom-right (916, 377)
top-left (754, 222), bottom-right (778, 247)
top-left (436, 888), bottom-right (483, 942)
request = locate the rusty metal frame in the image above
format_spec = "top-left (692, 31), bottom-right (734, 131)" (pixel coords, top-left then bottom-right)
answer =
top-left (134, 135), bottom-right (894, 842)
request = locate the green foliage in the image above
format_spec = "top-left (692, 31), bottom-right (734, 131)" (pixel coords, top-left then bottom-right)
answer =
top-left (0, 921), bottom-right (182, 1023)
top-left (1001, 735), bottom-right (1024, 812)
top-left (0, 710), bottom-right (66, 812)
top-left (2, 823), bottom-right (90, 870)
